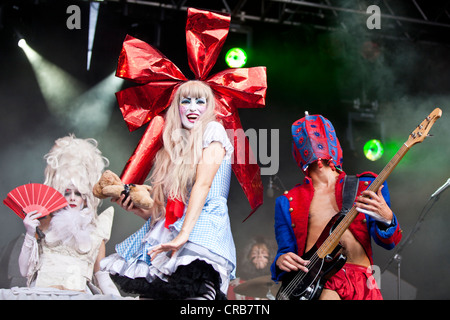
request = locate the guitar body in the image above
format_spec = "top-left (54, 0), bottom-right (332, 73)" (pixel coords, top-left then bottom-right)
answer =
top-left (276, 214), bottom-right (348, 300)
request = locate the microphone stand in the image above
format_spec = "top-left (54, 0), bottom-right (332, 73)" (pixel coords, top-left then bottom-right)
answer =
top-left (267, 175), bottom-right (287, 198)
top-left (381, 193), bottom-right (443, 299)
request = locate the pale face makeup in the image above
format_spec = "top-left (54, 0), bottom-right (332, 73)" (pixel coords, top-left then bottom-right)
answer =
top-left (249, 244), bottom-right (270, 270)
top-left (179, 96), bottom-right (208, 129)
top-left (64, 188), bottom-right (86, 210)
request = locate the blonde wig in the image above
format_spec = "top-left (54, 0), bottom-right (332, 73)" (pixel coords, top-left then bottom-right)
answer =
top-left (148, 80), bottom-right (218, 223)
top-left (43, 134), bottom-right (109, 216)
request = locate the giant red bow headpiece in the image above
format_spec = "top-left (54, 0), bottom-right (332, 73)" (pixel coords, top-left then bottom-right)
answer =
top-left (115, 8), bottom-right (267, 218)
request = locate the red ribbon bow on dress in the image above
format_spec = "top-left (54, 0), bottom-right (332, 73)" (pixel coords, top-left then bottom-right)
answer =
top-left (164, 198), bottom-right (186, 229)
top-left (115, 8), bottom-right (267, 220)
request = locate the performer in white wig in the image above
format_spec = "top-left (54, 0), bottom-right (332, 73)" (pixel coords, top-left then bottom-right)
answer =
top-left (1, 135), bottom-right (122, 299)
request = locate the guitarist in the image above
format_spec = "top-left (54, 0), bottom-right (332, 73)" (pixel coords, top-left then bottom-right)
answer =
top-left (271, 114), bottom-right (403, 300)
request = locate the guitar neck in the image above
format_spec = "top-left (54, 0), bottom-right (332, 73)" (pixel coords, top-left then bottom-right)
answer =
top-left (317, 143), bottom-right (410, 259)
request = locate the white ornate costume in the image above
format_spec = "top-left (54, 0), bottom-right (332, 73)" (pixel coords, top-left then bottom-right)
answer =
top-left (32, 207), bottom-right (113, 291)
top-left (0, 135), bottom-right (126, 300)
top-left (0, 207), bottom-right (124, 299)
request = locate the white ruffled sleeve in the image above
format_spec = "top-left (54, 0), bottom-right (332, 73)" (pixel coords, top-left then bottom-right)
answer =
top-left (203, 121), bottom-right (234, 160)
top-left (18, 233), bottom-right (40, 286)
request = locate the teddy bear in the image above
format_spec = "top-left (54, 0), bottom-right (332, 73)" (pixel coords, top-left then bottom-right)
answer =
top-left (93, 170), bottom-right (154, 210)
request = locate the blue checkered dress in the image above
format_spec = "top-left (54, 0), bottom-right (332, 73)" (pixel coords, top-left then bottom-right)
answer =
top-left (112, 121), bottom-right (236, 278)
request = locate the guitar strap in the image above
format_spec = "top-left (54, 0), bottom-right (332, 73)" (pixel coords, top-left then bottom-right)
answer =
top-left (341, 175), bottom-right (359, 215)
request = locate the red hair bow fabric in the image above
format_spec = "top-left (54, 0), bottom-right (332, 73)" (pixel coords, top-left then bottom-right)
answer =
top-left (115, 8), bottom-right (267, 218)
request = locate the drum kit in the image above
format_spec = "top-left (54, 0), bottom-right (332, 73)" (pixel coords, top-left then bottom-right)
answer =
top-left (233, 275), bottom-right (280, 300)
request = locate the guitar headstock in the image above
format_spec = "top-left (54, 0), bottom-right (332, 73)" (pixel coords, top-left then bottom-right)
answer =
top-left (405, 108), bottom-right (442, 148)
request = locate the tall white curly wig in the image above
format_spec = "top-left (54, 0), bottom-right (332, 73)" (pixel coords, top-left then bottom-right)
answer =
top-left (43, 134), bottom-right (109, 214)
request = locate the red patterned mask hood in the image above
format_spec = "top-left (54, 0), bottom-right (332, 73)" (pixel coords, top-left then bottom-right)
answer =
top-left (291, 114), bottom-right (343, 174)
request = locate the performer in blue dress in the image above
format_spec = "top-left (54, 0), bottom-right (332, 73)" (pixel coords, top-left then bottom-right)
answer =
top-left (101, 8), bottom-right (267, 299)
top-left (101, 81), bottom-right (236, 299)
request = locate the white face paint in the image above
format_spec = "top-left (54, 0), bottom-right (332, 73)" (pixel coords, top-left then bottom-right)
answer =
top-left (249, 244), bottom-right (270, 270)
top-left (64, 188), bottom-right (86, 211)
top-left (178, 96), bottom-right (207, 129)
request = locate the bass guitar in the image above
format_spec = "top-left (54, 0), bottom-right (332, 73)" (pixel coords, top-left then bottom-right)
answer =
top-left (276, 108), bottom-right (442, 300)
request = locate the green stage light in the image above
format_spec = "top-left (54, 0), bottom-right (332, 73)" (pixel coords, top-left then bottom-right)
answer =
top-left (225, 47), bottom-right (247, 68)
top-left (363, 139), bottom-right (384, 161)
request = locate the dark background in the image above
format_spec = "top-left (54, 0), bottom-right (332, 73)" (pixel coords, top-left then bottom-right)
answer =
top-left (0, 0), bottom-right (449, 299)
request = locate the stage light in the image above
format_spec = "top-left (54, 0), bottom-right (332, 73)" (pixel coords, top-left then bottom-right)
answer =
top-left (69, 71), bottom-right (123, 135)
top-left (347, 111), bottom-right (385, 163)
top-left (87, 2), bottom-right (100, 70)
top-left (17, 39), bottom-right (27, 48)
top-left (19, 40), bottom-right (84, 119)
top-left (19, 40), bottom-right (123, 135)
top-left (363, 139), bottom-right (384, 161)
top-left (225, 47), bottom-right (247, 68)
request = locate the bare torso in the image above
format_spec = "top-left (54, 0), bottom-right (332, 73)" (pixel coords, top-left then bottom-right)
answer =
top-left (306, 179), bottom-right (370, 267)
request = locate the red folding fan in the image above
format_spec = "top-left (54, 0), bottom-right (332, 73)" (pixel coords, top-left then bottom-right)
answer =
top-left (3, 183), bottom-right (68, 219)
